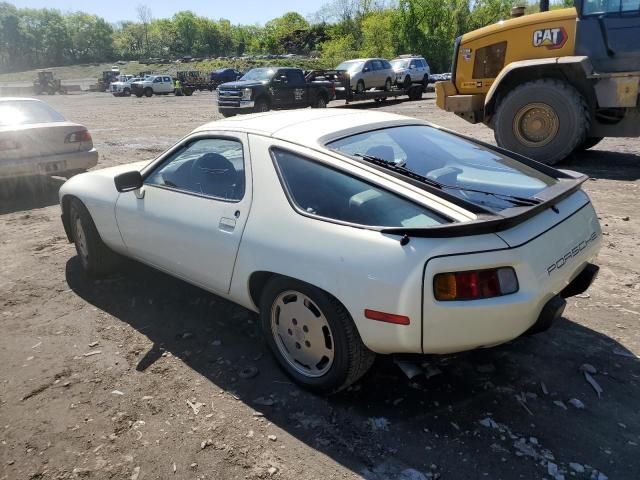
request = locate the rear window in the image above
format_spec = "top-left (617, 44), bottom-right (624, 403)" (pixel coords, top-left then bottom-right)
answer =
top-left (328, 125), bottom-right (556, 212)
top-left (272, 148), bottom-right (448, 228)
top-left (0, 100), bottom-right (65, 127)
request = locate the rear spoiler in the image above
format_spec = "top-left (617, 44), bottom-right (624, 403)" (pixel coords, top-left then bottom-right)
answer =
top-left (381, 173), bottom-right (588, 238)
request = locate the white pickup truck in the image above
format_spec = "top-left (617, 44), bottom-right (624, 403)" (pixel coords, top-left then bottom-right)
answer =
top-left (110, 75), bottom-right (139, 97)
top-left (130, 75), bottom-right (175, 97)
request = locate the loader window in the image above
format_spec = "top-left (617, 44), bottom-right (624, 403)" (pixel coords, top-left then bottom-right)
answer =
top-left (583, 0), bottom-right (639, 14)
top-left (472, 41), bottom-right (507, 79)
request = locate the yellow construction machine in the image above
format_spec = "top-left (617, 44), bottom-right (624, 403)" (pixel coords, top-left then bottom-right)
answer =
top-left (436, 1), bottom-right (640, 164)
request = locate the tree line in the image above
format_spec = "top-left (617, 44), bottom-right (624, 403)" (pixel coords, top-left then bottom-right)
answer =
top-left (0, 0), bottom-right (573, 74)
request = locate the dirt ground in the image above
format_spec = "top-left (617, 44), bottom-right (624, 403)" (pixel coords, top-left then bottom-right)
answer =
top-left (0, 91), bottom-right (639, 480)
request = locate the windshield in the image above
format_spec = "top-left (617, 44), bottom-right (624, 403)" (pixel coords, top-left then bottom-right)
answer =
top-left (336, 61), bottom-right (364, 72)
top-left (0, 100), bottom-right (65, 127)
top-left (391, 59), bottom-right (409, 69)
top-left (240, 68), bottom-right (276, 82)
top-left (328, 125), bottom-right (557, 212)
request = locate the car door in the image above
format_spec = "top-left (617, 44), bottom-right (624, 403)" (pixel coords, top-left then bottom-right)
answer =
top-left (371, 60), bottom-right (384, 87)
top-left (163, 76), bottom-right (173, 93)
top-left (286, 69), bottom-right (307, 107)
top-left (361, 60), bottom-right (374, 88)
top-left (271, 69), bottom-right (294, 106)
top-left (114, 134), bottom-right (252, 294)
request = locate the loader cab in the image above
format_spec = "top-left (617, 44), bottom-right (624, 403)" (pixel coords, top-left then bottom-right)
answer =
top-left (576, 0), bottom-right (640, 72)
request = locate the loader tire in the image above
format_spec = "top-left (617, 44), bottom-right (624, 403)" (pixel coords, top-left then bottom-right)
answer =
top-left (494, 79), bottom-right (589, 165)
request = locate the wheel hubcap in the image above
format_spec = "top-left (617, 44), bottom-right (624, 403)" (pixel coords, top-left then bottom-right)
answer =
top-left (270, 290), bottom-right (334, 378)
top-left (73, 215), bottom-right (89, 264)
top-left (513, 102), bottom-right (559, 147)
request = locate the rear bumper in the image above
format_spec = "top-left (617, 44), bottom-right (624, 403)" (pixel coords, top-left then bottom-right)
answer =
top-left (0, 149), bottom-right (99, 179)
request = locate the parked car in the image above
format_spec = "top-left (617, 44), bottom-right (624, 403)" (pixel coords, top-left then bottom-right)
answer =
top-left (110, 75), bottom-right (140, 97)
top-left (335, 58), bottom-right (394, 93)
top-left (0, 98), bottom-right (98, 179)
top-left (59, 109), bottom-right (602, 393)
top-left (216, 67), bottom-right (335, 116)
top-left (131, 75), bottom-right (175, 97)
top-left (390, 55), bottom-right (431, 89)
top-left (210, 68), bottom-right (242, 86)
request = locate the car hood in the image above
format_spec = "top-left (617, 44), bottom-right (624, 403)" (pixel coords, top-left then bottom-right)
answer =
top-left (87, 161), bottom-right (149, 179)
top-left (218, 80), bottom-right (265, 89)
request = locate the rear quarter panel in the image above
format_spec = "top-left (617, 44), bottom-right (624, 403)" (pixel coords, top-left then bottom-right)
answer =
top-left (228, 135), bottom-right (507, 354)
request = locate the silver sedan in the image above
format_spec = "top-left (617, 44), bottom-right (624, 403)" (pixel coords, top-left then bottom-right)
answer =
top-left (0, 98), bottom-right (98, 179)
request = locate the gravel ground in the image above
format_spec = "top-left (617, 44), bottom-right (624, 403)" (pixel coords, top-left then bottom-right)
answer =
top-left (0, 91), bottom-right (639, 480)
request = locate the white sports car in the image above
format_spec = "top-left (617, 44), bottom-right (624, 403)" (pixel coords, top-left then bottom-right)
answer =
top-left (59, 109), bottom-right (601, 393)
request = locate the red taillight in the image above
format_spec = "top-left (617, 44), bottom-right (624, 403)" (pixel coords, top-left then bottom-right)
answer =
top-left (434, 267), bottom-right (518, 301)
top-left (65, 130), bottom-right (92, 143)
top-left (364, 309), bottom-right (410, 325)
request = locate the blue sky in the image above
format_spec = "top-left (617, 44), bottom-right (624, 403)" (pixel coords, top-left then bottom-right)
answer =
top-left (10, 0), bottom-right (329, 24)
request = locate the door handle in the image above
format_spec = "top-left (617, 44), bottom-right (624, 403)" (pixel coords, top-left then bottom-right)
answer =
top-left (219, 217), bottom-right (236, 232)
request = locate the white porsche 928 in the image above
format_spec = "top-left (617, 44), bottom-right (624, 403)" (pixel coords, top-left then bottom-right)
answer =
top-left (59, 109), bottom-right (601, 393)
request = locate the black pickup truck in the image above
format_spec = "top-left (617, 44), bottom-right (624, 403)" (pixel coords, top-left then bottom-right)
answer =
top-left (216, 67), bottom-right (335, 117)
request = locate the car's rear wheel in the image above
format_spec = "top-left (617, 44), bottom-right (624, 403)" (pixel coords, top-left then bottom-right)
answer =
top-left (313, 94), bottom-right (327, 108)
top-left (69, 198), bottom-right (119, 277)
top-left (260, 277), bottom-right (375, 394)
top-left (254, 97), bottom-right (270, 113)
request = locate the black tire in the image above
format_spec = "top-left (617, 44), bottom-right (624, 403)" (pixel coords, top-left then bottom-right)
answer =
top-left (403, 75), bottom-right (412, 90)
top-left (184, 89), bottom-right (193, 96)
top-left (356, 80), bottom-right (365, 94)
top-left (422, 75), bottom-right (429, 92)
top-left (135, 92), bottom-right (143, 98)
top-left (68, 198), bottom-right (119, 277)
top-left (144, 87), bottom-right (153, 97)
top-left (260, 276), bottom-right (375, 394)
top-left (384, 78), bottom-right (392, 91)
top-left (313, 94), bottom-right (328, 108)
top-left (494, 79), bottom-right (588, 165)
top-left (221, 111), bottom-right (236, 118)
top-left (254, 97), bottom-right (270, 113)
top-left (123, 88), bottom-right (131, 97)
top-left (576, 136), bottom-right (604, 152)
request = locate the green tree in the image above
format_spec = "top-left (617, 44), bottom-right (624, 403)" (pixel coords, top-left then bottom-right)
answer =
top-left (360, 10), bottom-right (395, 58)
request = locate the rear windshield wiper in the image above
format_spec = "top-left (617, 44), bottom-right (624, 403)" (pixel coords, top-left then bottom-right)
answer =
top-left (354, 154), bottom-right (542, 207)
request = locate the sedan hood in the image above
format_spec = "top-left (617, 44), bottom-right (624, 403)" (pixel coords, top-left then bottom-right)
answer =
top-left (218, 80), bottom-right (264, 89)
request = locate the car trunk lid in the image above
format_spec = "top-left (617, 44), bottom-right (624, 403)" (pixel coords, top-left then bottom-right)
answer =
top-left (0, 122), bottom-right (92, 161)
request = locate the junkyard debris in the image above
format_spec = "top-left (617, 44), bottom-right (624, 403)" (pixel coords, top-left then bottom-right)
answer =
top-left (584, 372), bottom-right (603, 398)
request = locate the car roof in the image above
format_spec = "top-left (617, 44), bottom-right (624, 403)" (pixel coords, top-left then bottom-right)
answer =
top-left (0, 97), bottom-right (43, 103)
top-left (193, 109), bottom-right (425, 147)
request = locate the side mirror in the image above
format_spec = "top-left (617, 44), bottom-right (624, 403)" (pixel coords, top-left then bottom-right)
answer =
top-left (114, 171), bottom-right (143, 192)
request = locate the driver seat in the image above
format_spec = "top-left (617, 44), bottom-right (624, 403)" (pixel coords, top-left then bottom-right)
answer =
top-left (191, 153), bottom-right (239, 199)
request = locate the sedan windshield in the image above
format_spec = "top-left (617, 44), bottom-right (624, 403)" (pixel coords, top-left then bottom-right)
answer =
top-left (241, 68), bottom-right (275, 82)
top-left (0, 100), bottom-right (65, 127)
top-left (336, 61), bottom-right (364, 72)
top-left (328, 125), bottom-right (557, 212)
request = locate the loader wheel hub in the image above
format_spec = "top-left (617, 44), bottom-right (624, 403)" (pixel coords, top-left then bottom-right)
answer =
top-left (513, 103), bottom-right (559, 148)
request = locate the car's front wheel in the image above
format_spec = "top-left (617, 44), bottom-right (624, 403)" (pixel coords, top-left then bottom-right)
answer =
top-left (123, 88), bottom-right (131, 97)
top-left (260, 277), bottom-right (375, 394)
top-left (69, 198), bottom-right (119, 277)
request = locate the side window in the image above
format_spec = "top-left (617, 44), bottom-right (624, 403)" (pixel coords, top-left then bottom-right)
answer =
top-left (272, 148), bottom-right (448, 228)
top-left (583, 0), bottom-right (638, 14)
top-left (153, 77), bottom-right (161, 83)
top-left (382, 60), bottom-right (392, 69)
top-left (164, 77), bottom-right (171, 82)
top-left (409, 60), bottom-right (417, 69)
top-left (286, 70), bottom-right (305, 84)
top-left (364, 61), bottom-right (372, 72)
top-left (473, 41), bottom-right (507, 79)
top-left (372, 60), bottom-right (383, 71)
top-left (146, 138), bottom-right (245, 201)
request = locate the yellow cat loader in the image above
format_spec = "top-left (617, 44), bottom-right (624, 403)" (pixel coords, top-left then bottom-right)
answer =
top-left (436, 1), bottom-right (640, 164)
